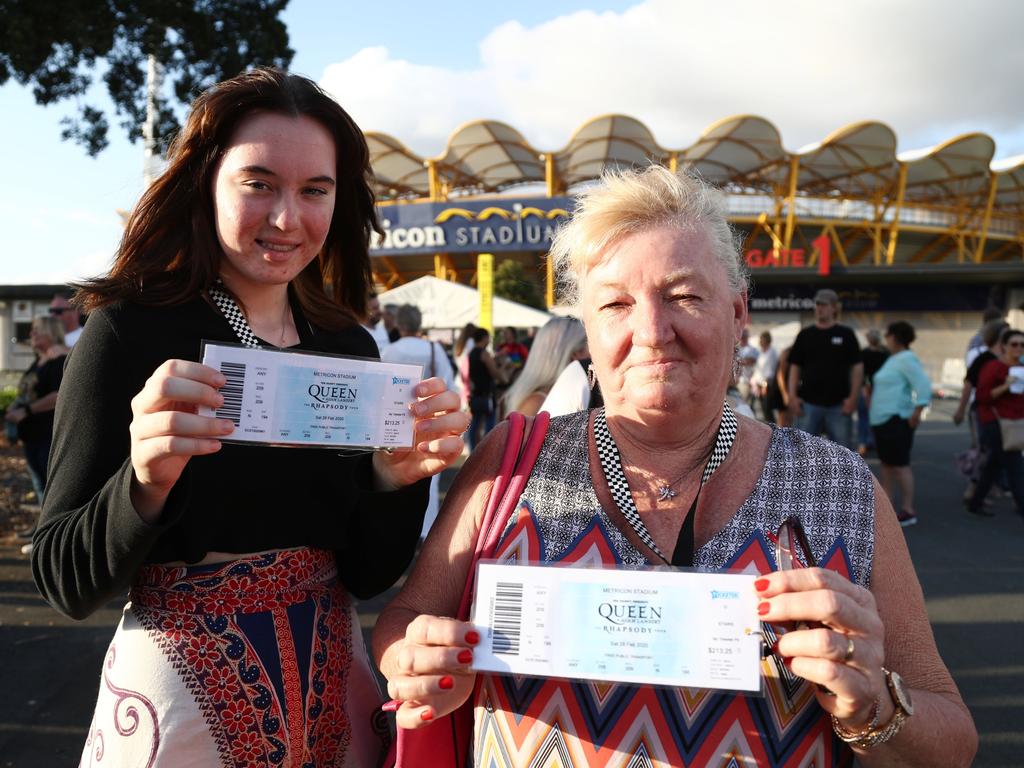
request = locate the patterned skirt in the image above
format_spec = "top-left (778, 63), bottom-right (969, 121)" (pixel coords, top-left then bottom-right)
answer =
top-left (80, 548), bottom-right (390, 767)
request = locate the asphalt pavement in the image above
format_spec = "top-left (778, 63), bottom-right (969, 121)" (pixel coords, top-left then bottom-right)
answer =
top-left (1, 400), bottom-right (1021, 766)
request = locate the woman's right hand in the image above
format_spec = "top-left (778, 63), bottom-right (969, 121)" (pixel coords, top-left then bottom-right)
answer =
top-left (386, 615), bottom-right (480, 728)
top-left (129, 360), bottom-right (234, 521)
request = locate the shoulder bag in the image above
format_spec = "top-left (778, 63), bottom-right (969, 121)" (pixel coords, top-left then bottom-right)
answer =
top-left (392, 410), bottom-right (551, 768)
top-left (993, 405), bottom-right (1024, 451)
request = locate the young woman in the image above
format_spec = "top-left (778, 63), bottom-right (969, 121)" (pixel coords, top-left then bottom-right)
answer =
top-left (968, 327), bottom-right (1024, 519)
top-left (501, 316), bottom-right (587, 417)
top-left (31, 68), bottom-right (467, 766)
top-left (868, 321), bottom-right (931, 526)
top-left (5, 316), bottom-right (68, 507)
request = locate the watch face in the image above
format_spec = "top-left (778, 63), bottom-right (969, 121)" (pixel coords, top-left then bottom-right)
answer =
top-left (890, 670), bottom-right (914, 715)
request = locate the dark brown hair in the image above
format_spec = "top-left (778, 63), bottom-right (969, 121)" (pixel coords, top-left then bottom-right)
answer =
top-left (75, 67), bottom-right (378, 328)
top-left (886, 320), bottom-right (916, 348)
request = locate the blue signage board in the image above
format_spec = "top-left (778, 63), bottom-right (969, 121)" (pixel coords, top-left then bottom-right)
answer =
top-left (371, 197), bottom-right (573, 255)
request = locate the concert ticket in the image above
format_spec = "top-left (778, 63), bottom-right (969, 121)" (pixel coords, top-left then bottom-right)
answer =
top-left (198, 342), bottom-right (420, 449)
top-left (471, 563), bottom-right (762, 692)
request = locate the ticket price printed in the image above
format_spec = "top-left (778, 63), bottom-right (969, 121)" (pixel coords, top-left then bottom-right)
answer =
top-left (471, 563), bottom-right (761, 692)
top-left (199, 342), bottom-right (420, 449)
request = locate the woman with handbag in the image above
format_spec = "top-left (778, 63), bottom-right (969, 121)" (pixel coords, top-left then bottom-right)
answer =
top-left (966, 327), bottom-right (1024, 518)
top-left (867, 321), bottom-right (931, 527)
top-left (373, 166), bottom-right (976, 767)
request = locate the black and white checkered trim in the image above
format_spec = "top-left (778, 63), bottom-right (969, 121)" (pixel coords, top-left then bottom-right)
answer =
top-left (209, 280), bottom-right (262, 348)
top-left (594, 401), bottom-right (738, 562)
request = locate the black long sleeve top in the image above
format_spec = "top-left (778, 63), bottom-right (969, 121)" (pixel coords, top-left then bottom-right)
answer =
top-left (32, 295), bottom-right (428, 619)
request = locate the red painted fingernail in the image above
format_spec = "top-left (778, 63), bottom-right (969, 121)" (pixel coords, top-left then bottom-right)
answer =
top-left (458, 649), bottom-right (474, 664)
top-left (465, 631), bottom-right (480, 645)
top-left (783, 657), bottom-right (793, 668)
top-left (757, 601), bottom-right (771, 616)
top-left (770, 640), bottom-right (780, 655)
top-left (439, 676), bottom-right (454, 690)
top-left (420, 708), bottom-right (434, 721)
top-left (754, 578), bottom-right (770, 592)
top-left (381, 700), bottom-right (401, 712)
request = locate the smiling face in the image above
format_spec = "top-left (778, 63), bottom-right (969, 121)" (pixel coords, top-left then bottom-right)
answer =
top-left (581, 225), bottom-right (746, 422)
top-left (211, 112), bottom-right (337, 293)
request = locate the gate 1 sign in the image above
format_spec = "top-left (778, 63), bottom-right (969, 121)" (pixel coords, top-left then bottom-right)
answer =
top-left (745, 236), bottom-right (831, 276)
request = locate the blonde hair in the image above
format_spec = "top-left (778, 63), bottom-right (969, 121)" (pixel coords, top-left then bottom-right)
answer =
top-left (549, 165), bottom-right (748, 307)
top-left (32, 315), bottom-right (66, 346)
top-left (502, 317), bottom-right (587, 414)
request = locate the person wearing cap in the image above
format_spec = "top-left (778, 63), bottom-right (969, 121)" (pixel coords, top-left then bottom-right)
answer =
top-left (787, 288), bottom-right (863, 447)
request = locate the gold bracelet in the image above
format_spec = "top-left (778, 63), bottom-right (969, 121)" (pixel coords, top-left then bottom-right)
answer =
top-left (830, 697), bottom-right (880, 742)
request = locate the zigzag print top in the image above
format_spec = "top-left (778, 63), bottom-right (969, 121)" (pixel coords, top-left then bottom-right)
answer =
top-left (473, 409), bottom-right (875, 768)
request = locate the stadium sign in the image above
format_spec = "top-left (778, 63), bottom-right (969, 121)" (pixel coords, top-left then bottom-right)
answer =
top-left (371, 198), bottom-right (572, 255)
top-left (745, 236), bottom-right (831, 275)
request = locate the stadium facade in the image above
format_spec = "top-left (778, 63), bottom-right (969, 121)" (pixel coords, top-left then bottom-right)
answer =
top-left (366, 114), bottom-right (1024, 386)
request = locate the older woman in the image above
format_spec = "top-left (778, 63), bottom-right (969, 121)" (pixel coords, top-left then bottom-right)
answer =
top-left (373, 166), bottom-right (976, 766)
top-left (501, 316), bottom-right (587, 417)
top-left (32, 68), bottom-right (467, 766)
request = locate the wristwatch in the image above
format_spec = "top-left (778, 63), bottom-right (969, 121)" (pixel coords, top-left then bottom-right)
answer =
top-left (832, 668), bottom-right (913, 748)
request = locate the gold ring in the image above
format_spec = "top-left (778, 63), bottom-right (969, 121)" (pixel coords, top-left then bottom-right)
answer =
top-left (843, 635), bottom-right (855, 663)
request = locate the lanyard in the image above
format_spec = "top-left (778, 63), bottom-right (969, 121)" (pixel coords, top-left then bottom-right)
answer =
top-left (208, 280), bottom-right (264, 348)
top-left (594, 401), bottom-right (737, 567)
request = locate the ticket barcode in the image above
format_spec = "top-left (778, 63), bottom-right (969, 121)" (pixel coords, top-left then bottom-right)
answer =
top-left (216, 361), bottom-right (246, 426)
top-left (491, 582), bottom-right (524, 656)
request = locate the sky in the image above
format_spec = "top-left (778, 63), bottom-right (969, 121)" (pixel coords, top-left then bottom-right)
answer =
top-left (2, 0), bottom-right (1022, 285)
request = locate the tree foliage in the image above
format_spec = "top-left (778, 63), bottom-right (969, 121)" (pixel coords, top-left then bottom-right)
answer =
top-left (493, 259), bottom-right (545, 309)
top-left (0, 0), bottom-right (293, 156)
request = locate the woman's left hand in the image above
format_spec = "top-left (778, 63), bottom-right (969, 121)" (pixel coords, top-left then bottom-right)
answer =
top-left (372, 377), bottom-right (470, 490)
top-left (756, 567), bottom-right (890, 729)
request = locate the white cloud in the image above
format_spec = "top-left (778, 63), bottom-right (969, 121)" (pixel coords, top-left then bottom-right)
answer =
top-left (320, 0), bottom-right (1024, 159)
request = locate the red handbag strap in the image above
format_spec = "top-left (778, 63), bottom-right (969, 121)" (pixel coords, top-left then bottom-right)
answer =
top-left (456, 411), bottom-right (550, 620)
top-left (472, 413), bottom-right (525, 562)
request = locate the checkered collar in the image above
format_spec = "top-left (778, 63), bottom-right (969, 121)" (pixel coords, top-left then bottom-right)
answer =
top-left (594, 401), bottom-right (738, 562)
top-left (208, 280), bottom-right (264, 348)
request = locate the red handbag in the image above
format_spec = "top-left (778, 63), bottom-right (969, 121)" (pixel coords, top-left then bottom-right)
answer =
top-left (392, 411), bottom-right (551, 768)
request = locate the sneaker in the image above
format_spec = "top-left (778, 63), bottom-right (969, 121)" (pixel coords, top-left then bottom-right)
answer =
top-left (897, 511), bottom-right (918, 527)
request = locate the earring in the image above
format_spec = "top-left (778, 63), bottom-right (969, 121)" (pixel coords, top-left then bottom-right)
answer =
top-left (731, 343), bottom-right (741, 382)
top-left (587, 363), bottom-right (598, 390)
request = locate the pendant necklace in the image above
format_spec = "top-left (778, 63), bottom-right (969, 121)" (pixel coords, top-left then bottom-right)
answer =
top-left (594, 402), bottom-right (738, 566)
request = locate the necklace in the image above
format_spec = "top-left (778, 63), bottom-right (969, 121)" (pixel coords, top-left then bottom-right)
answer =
top-left (594, 402), bottom-right (738, 564)
top-left (632, 407), bottom-right (737, 504)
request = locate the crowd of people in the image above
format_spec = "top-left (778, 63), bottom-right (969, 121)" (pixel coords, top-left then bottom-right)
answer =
top-left (2, 67), bottom-right (991, 766)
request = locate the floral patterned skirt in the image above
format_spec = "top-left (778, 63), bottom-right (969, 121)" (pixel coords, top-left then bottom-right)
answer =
top-left (80, 548), bottom-right (390, 767)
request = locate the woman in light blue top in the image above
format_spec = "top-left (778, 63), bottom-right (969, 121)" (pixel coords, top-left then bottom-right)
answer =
top-left (869, 321), bottom-right (932, 526)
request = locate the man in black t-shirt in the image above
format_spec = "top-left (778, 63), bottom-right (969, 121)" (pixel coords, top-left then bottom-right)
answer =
top-left (787, 289), bottom-right (863, 448)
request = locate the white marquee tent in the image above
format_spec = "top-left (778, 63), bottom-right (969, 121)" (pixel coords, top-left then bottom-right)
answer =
top-left (378, 276), bottom-right (552, 330)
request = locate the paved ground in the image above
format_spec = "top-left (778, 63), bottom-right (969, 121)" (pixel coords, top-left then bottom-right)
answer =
top-left (1, 400), bottom-right (1022, 766)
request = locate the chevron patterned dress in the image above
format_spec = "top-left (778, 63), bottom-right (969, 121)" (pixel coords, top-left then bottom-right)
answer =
top-left (473, 410), bottom-right (875, 767)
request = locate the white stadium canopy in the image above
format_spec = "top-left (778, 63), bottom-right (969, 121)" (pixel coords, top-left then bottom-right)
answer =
top-left (378, 276), bottom-right (552, 330)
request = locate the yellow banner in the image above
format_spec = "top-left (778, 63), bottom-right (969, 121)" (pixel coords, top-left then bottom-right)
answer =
top-left (477, 253), bottom-right (494, 332)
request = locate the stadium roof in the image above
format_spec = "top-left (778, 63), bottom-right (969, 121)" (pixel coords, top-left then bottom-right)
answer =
top-left (366, 115), bottom-right (1023, 228)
